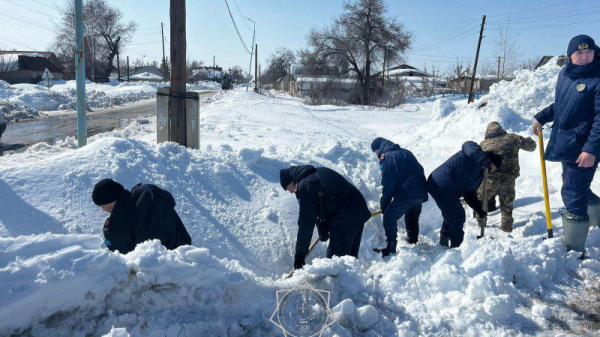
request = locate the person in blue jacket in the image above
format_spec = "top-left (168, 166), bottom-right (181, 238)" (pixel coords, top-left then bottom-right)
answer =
top-left (427, 141), bottom-right (502, 248)
top-left (370, 137), bottom-right (428, 256)
top-left (532, 35), bottom-right (600, 222)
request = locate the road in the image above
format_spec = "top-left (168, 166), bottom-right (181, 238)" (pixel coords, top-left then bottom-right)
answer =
top-left (0, 91), bottom-right (217, 155)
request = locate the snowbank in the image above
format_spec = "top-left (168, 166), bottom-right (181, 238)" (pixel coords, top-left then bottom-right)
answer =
top-left (0, 80), bottom-right (221, 120)
top-left (1, 62), bottom-right (600, 336)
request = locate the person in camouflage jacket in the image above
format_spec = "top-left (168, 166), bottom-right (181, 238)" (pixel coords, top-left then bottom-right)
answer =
top-left (477, 122), bottom-right (536, 232)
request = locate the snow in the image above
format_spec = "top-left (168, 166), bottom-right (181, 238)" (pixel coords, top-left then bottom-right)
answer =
top-left (129, 72), bottom-right (163, 80)
top-left (1, 57), bottom-right (600, 336)
top-left (0, 79), bottom-right (221, 121)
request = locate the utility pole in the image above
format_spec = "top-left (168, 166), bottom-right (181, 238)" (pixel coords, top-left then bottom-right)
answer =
top-left (92, 37), bottom-right (96, 82)
top-left (497, 56), bottom-right (501, 81)
top-left (245, 17), bottom-right (255, 92)
top-left (127, 55), bottom-right (130, 81)
top-left (382, 47), bottom-right (387, 90)
top-left (169, 0), bottom-right (186, 145)
top-left (161, 22), bottom-right (167, 81)
top-left (213, 55), bottom-right (215, 69)
top-left (468, 14), bottom-right (486, 104)
top-left (75, 0), bottom-right (86, 147)
top-left (254, 44), bottom-right (258, 93)
top-left (116, 42), bottom-right (121, 81)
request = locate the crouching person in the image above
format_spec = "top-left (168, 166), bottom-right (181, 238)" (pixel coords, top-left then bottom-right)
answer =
top-left (371, 137), bottom-right (428, 257)
top-left (93, 178), bottom-right (192, 254)
top-left (427, 141), bottom-right (502, 248)
top-left (280, 165), bottom-right (371, 270)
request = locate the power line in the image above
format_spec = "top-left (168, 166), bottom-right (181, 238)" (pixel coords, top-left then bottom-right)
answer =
top-left (234, 0), bottom-right (253, 32)
top-left (223, 0), bottom-right (252, 54)
top-left (0, 35), bottom-right (36, 50)
top-left (488, 5), bottom-right (600, 26)
top-left (0, 11), bottom-right (59, 34)
top-left (487, 16), bottom-right (600, 31)
top-left (26, 0), bottom-right (62, 13)
top-left (411, 28), bottom-right (480, 53)
top-left (129, 41), bottom-right (161, 46)
top-left (411, 20), bottom-right (480, 52)
top-left (4, 0), bottom-right (62, 21)
top-left (487, 0), bottom-right (587, 18)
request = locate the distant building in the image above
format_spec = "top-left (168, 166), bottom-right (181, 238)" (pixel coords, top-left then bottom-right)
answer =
top-left (190, 66), bottom-right (222, 82)
top-left (535, 55), bottom-right (567, 70)
top-left (0, 51), bottom-right (64, 84)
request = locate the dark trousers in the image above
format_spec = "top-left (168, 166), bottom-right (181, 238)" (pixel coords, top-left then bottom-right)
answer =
top-left (383, 197), bottom-right (422, 243)
top-left (561, 162), bottom-right (598, 217)
top-left (427, 176), bottom-right (466, 248)
top-left (326, 216), bottom-right (367, 258)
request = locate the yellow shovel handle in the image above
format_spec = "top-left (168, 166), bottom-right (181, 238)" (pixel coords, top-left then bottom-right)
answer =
top-left (538, 131), bottom-right (554, 238)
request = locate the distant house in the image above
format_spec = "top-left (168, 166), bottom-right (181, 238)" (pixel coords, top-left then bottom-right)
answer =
top-left (130, 66), bottom-right (164, 82)
top-left (190, 66), bottom-right (222, 82)
top-left (276, 74), bottom-right (294, 92)
top-left (375, 64), bottom-right (446, 93)
top-left (0, 51), bottom-right (64, 84)
top-left (447, 75), bottom-right (513, 93)
top-left (287, 64), bottom-right (355, 96)
top-left (535, 55), bottom-right (567, 70)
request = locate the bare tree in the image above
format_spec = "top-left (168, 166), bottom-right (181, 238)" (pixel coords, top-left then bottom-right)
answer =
top-left (263, 48), bottom-right (296, 85)
top-left (520, 56), bottom-right (541, 71)
top-left (0, 53), bottom-right (17, 73)
top-left (419, 65), bottom-right (441, 97)
top-left (52, 0), bottom-right (137, 79)
top-left (494, 20), bottom-right (521, 80)
top-left (447, 59), bottom-right (472, 94)
top-left (305, 0), bottom-right (411, 104)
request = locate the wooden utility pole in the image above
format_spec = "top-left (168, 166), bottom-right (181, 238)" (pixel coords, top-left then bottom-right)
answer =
top-left (468, 15), bottom-right (486, 104)
top-left (116, 43), bottom-right (121, 81)
top-left (169, 0), bottom-right (186, 145)
top-left (497, 56), bottom-right (501, 81)
top-left (382, 48), bottom-right (387, 90)
top-left (161, 22), bottom-right (167, 81)
top-left (75, 0), bottom-right (86, 147)
top-left (127, 56), bottom-right (130, 81)
top-left (254, 44), bottom-right (258, 93)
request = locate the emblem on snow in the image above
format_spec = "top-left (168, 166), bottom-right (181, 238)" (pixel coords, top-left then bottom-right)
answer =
top-left (270, 279), bottom-right (335, 336)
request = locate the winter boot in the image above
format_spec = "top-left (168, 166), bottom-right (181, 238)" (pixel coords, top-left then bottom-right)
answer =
top-left (562, 210), bottom-right (590, 258)
top-left (439, 234), bottom-right (449, 247)
top-left (587, 193), bottom-right (600, 227)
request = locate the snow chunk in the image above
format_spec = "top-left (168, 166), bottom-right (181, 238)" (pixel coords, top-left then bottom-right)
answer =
top-left (356, 305), bottom-right (379, 330)
top-left (102, 327), bottom-right (130, 337)
top-left (532, 303), bottom-right (553, 319)
top-left (238, 148), bottom-right (263, 166)
top-left (431, 98), bottom-right (456, 120)
top-left (332, 299), bottom-right (356, 328)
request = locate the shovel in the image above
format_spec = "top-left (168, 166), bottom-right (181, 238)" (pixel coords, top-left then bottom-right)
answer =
top-left (285, 210), bottom-right (382, 279)
top-left (477, 168), bottom-right (489, 239)
top-left (538, 130), bottom-right (554, 238)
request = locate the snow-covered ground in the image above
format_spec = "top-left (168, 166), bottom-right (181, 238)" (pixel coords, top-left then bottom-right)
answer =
top-left (1, 59), bottom-right (600, 336)
top-left (0, 79), bottom-right (221, 120)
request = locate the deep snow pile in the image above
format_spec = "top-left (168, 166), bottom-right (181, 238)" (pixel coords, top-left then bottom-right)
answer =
top-left (1, 59), bottom-right (600, 336)
top-left (0, 80), bottom-right (221, 120)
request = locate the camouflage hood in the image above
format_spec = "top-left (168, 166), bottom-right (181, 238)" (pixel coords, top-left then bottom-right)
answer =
top-left (484, 122), bottom-right (507, 139)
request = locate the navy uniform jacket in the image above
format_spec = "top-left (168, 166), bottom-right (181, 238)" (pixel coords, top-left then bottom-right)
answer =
top-left (103, 184), bottom-right (192, 254)
top-left (430, 141), bottom-right (491, 195)
top-left (535, 59), bottom-right (600, 162)
top-left (291, 165), bottom-right (370, 257)
top-left (376, 138), bottom-right (428, 211)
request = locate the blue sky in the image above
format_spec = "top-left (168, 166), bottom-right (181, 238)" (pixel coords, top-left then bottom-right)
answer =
top-left (1, 0), bottom-right (599, 74)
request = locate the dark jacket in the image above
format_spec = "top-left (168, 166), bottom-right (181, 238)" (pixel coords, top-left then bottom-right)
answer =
top-left (291, 165), bottom-right (371, 257)
top-left (430, 141), bottom-right (492, 195)
top-left (376, 138), bottom-right (428, 211)
top-left (103, 184), bottom-right (192, 254)
top-left (534, 58), bottom-right (600, 162)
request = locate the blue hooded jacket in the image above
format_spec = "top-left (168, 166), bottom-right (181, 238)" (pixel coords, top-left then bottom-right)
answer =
top-left (534, 51), bottom-right (600, 162)
top-left (430, 141), bottom-right (492, 195)
top-left (374, 138), bottom-right (428, 211)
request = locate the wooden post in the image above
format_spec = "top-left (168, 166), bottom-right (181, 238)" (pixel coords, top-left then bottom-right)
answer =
top-left (497, 56), bottom-right (501, 81)
top-left (127, 56), bottom-right (130, 81)
top-left (382, 48), bottom-right (387, 90)
top-left (75, 0), bottom-right (87, 147)
top-left (254, 44), bottom-right (258, 93)
top-left (92, 37), bottom-right (96, 82)
top-left (169, 0), bottom-right (186, 146)
top-left (468, 15), bottom-right (486, 104)
top-left (161, 22), bottom-right (167, 81)
top-left (116, 43), bottom-right (121, 81)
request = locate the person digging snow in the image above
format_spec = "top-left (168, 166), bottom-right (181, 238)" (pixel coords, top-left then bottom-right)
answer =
top-left (476, 122), bottom-right (536, 232)
top-left (280, 165), bottom-right (371, 270)
top-left (531, 34), bottom-right (600, 227)
top-left (93, 178), bottom-right (192, 254)
top-left (427, 141), bottom-right (502, 248)
top-left (370, 137), bottom-right (428, 256)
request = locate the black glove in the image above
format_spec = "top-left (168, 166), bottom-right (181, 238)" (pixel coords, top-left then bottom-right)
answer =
top-left (294, 254), bottom-right (306, 269)
top-left (317, 220), bottom-right (329, 242)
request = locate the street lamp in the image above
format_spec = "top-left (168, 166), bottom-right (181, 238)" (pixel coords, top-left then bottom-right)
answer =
top-left (245, 17), bottom-right (255, 93)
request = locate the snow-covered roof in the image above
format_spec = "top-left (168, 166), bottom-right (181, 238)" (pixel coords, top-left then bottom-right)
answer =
top-left (385, 68), bottom-right (430, 77)
top-left (295, 75), bottom-right (357, 84)
top-left (130, 72), bottom-right (163, 80)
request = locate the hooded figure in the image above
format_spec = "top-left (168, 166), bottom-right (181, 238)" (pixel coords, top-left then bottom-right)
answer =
top-left (533, 34), bottom-right (600, 222)
top-left (427, 141), bottom-right (502, 248)
top-left (280, 165), bottom-right (371, 269)
top-left (370, 137), bottom-right (427, 256)
top-left (477, 122), bottom-right (536, 232)
top-left (93, 180), bottom-right (192, 254)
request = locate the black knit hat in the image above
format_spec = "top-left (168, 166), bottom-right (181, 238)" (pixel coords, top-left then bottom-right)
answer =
top-left (567, 34), bottom-right (596, 57)
top-left (92, 178), bottom-right (125, 206)
top-left (371, 137), bottom-right (384, 152)
top-left (280, 168), bottom-right (293, 191)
